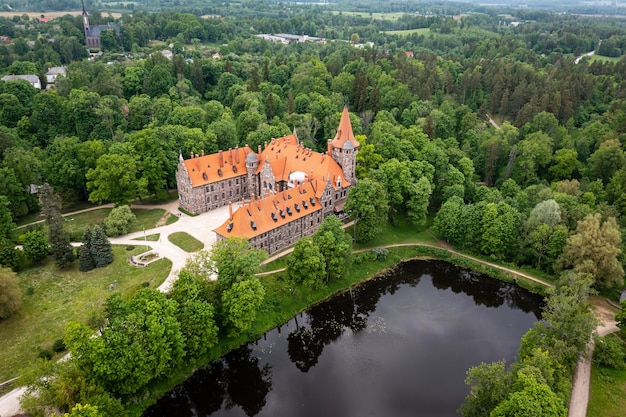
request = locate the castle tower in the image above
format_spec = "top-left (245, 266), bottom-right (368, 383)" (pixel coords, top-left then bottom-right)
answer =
top-left (329, 106), bottom-right (359, 184)
top-left (245, 148), bottom-right (259, 199)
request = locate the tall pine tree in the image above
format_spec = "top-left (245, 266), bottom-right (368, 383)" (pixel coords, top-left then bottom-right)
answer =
top-left (39, 184), bottom-right (75, 268)
top-left (79, 227), bottom-right (95, 272)
top-left (89, 225), bottom-right (113, 268)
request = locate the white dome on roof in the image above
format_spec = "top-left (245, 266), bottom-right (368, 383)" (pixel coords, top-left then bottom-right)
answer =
top-left (288, 171), bottom-right (307, 188)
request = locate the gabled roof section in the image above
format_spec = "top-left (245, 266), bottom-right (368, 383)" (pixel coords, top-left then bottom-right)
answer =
top-left (330, 107), bottom-right (359, 149)
top-left (183, 146), bottom-right (252, 187)
top-left (214, 182), bottom-right (322, 239)
top-left (256, 134), bottom-right (350, 191)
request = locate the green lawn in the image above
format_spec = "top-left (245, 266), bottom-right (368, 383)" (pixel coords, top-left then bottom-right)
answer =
top-left (589, 54), bottom-right (623, 63)
top-left (134, 233), bottom-right (160, 242)
top-left (62, 208), bottom-right (170, 241)
top-left (0, 246), bottom-right (171, 382)
top-left (384, 28), bottom-right (431, 36)
top-left (168, 232), bottom-right (204, 253)
top-left (588, 362), bottom-right (626, 417)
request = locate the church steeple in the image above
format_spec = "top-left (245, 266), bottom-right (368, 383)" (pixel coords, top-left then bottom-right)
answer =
top-left (81, 0), bottom-right (90, 33)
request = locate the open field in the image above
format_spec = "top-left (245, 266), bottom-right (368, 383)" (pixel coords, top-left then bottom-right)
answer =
top-left (331, 11), bottom-right (409, 20)
top-left (384, 28), bottom-right (431, 36)
top-left (0, 245), bottom-right (170, 382)
top-left (0, 11), bottom-right (122, 19)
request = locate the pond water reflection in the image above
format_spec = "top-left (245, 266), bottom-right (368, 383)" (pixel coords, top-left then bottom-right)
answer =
top-left (144, 260), bottom-right (543, 417)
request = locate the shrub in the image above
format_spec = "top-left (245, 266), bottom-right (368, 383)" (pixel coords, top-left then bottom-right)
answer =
top-left (52, 338), bottom-right (66, 352)
top-left (372, 247), bottom-right (388, 261)
top-left (104, 205), bottom-right (136, 237)
top-left (38, 349), bottom-right (52, 360)
top-left (22, 230), bottom-right (50, 263)
top-left (594, 334), bottom-right (626, 369)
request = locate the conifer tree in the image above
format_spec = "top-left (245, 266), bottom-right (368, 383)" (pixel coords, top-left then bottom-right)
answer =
top-left (79, 227), bottom-right (95, 272)
top-left (39, 184), bottom-right (74, 268)
top-left (89, 225), bottom-right (113, 268)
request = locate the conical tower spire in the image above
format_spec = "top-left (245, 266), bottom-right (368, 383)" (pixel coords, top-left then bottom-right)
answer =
top-left (330, 106), bottom-right (359, 149)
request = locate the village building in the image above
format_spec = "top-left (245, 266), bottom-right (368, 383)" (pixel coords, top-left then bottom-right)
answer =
top-left (1, 74), bottom-right (41, 89)
top-left (176, 107), bottom-right (359, 253)
top-left (45, 66), bottom-right (66, 84)
top-left (81, 0), bottom-right (120, 48)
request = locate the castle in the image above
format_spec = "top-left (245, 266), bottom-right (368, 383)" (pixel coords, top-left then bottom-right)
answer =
top-left (176, 107), bottom-right (359, 253)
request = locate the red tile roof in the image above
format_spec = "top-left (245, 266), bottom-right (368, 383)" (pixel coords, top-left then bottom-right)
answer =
top-left (183, 146), bottom-right (252, 187)
top-left (257, 134), bottom-right (350, 195)
top-left (214, 181), bottom-right (323, 239)
top-left (330, 107), bottom-right (359, 149)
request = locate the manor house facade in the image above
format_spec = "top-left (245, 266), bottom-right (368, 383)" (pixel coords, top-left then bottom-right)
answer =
top-left (176, 107), bottom-right (359, 253)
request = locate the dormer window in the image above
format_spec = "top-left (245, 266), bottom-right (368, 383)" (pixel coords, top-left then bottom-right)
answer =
top-left (226, 223), bottom-right (234, 233)
top-left (217, 168), bottom-right (223, 177)
top-left (295, 204), bottom-right (300, 212)
top-left (202, 172), bottom-right (208, 180)
top-left (250, 221), bottom-right (257, 230)
top-left (271, 212), bottom-right (278, 222)
top-left (303, 200), bottom-right (308, 209)
top-left (280, 210), bottom-right (285, 218)
top-left (310, 198), bottom-right (316, 206)
top-left (286, 207), bottom-right (292, 216)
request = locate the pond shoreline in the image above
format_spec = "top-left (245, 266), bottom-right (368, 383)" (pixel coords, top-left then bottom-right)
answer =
top-left (130, 246), bottom-right (552, 417)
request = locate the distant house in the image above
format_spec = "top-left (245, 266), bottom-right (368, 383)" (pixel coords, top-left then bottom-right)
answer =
top-left (256, 33), bottom-right (326, 45)
top-left (45, 66), bottom-right (66, 84)
top-left (38, 17), bottom-right (52, 23)
top-left (0, 36), bottom-right (12, 44)
top-left (405, 51), bottom-right (414, 58)
top-left (1, 74), bottom-right (41, 89)
top-left (160, 49), bottom-right (173, 61)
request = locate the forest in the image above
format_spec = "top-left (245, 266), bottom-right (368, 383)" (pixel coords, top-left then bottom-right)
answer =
top-left (1, 3), bottom-right (626, 417)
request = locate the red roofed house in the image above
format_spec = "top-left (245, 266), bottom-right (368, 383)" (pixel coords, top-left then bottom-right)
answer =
top-left (176, 107), bottom-right (359, 253)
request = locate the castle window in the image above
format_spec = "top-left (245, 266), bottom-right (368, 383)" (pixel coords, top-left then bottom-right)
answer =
top-left (211, 185), bottom-right (214, 191)
top-left (236, 179), bottom-right (239, 185)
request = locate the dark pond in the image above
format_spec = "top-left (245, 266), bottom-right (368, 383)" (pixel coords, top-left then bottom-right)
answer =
top-left (144, 260), bottom-right (543, 417)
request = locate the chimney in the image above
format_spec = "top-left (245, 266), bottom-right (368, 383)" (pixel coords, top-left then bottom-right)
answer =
top-left (309, 170), bottom-right (313, 182)
top-left (201, 150), bottom-right (204, 157)
top-left (258, 144), bottom-right (262, 154)
top-left (235, 146), bottom-right (240, 164)
top-left (321, 153), bottom-right (325, 163)
top-left (327, 139), bottom-right (332, 155)
top-left (298, 181), bottom-right (303, 194)
top-left (228, 148), bottom-right (233, 165)
top-left (219, 150), bottom-right (224, 168)
top-left (191, 151), bottom-right (194, 158)
top-left (228, 201), bottom-right (233, 220)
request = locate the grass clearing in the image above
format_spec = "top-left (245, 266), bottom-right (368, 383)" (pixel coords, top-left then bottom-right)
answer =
top-left (168, 232), bottom-right (204, 252)
top-left (331, 11), bottom-right (408, 20)
top-left (133, 233), bottom-right (160, 242)
top-left (384, 28), bottom-right (431, 36)
top-left (589, 54), bottom-right (623, 63)
top-left (588, 363), bottom-right (626, 417)
top-left (62, 208), bottom-right (169, 241)
top-left (0, 245), bottom-right (170, 382)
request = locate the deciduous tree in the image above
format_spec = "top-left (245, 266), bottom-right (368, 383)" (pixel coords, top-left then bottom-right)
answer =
top-left (103, 205), bottom-right (136, 237)
top-left (313, 215), bottom-right (352, 282)
top-left (221, 277), bottom-right (265, 336)
top-left (557, 213), bottom-right (624, 288)
top-left (287, 237), bottom-right (326, 291)
top-left (0, 267), bottom-right (21, 319)
top-left (345, 178), bottom-right (389, 243)
top-left (22, 230), bottom-right (50, 264)
top-left (209, 237), bottom-right (267, 289)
